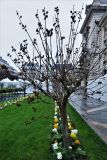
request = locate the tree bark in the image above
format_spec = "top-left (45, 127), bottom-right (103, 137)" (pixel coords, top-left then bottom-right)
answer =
top-left (59, 96), bottom-right (70, 149)
top-left (46, 79), bottom-right (49, 93)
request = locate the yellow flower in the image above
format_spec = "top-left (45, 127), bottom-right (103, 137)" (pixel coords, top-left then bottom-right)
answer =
top-left (54, 123), bottom-right (58, 129)
top-left (68, 122), bottom-right (73, 130)
top-left (74, 140), bottom-right (80, 145)
top-left (70, 133), bottom-right (76, 139)
top-left (54, 118), bottom-right (58, 123)
top-left (68, 125), bottom-right (73, 130)
top-left (68, 122), bottom-right (71, 126)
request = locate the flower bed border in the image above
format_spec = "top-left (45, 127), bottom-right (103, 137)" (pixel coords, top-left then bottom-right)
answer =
top-left (51, 101), bottom-right (87, 160)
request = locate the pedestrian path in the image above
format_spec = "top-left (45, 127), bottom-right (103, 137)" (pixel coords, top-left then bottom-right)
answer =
top-left (69, 92), bottom-right (107, 144)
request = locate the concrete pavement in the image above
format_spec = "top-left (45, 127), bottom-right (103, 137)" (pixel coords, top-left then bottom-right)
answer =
top-left (69, 92), bottom-right (107, 144)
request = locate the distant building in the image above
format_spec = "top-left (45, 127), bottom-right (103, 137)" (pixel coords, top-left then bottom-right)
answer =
top-left (80, 0), bottom-right (107, 79)
top-left (99, 12), bottom-right (107, 75)
top-left (80, 0), bottom-right (107, 102)
top-left (0, 56), bottom-right (18, 81)
top-left (21, 62), bottom-right (42, 80)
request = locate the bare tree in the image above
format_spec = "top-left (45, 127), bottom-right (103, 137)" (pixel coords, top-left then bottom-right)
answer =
top-left (19, 80), bottom-right (31, 96)
top-left (7, 6), bottom-right (106, 149)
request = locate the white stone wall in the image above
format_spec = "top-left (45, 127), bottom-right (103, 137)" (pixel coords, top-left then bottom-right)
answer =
top-left (87, 12), bottom-right (104, 50)
top-left (84, 11), bottom-right (107, 79)
top-left (87, 14), bottom-right (93, 49)
top-left (87, 74), bottom-right (107, 102)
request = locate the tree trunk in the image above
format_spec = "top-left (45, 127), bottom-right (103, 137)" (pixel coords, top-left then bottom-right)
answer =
top-left (59, 96), bottom-right (70, 149)
top-left (46, 79), bottom-right (49, 93)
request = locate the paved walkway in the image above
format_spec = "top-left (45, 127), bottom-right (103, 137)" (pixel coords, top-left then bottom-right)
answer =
top-left (69, 92), bottom-right (107, 144)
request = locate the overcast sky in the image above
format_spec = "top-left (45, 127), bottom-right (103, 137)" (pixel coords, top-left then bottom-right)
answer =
top-left (0, 0), bottom-right (93, 68)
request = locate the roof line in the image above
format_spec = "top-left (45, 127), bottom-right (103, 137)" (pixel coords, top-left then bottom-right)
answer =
top-left (80, 5), bottom-right (107, 34)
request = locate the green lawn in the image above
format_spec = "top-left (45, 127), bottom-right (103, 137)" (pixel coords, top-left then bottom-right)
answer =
top-left (67, 103), bottom-right (107, 160)
top-left (0, 95), bottom-right (54, 160)
top-left (0, 96), bottom-right (107, 160)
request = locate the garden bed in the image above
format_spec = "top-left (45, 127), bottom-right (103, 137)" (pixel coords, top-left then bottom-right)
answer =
top-left (51, 102), bottom-right (88, 160)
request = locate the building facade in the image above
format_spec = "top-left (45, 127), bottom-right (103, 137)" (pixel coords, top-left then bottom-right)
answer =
top-left (80, 0), bottom-right (107, 102)
top-left (0, 56), bottom-right (18, 81)
top-left (80, 0), bottom-right (107, 79)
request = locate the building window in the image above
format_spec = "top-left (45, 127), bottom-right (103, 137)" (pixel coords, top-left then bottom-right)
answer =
top-left (103, 69), bottom-right (107, 75)
top-left (104, 27), bottom-right (107, 39)
top-left (103, 27), bottom-right (107, 46)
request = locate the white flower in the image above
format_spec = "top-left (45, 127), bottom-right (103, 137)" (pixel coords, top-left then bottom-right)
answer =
top-left (67, 115), bottom-right (69, 119)
top-left (54, 116), bottom-right (58, 119)
top-left (52, 128), bottom-right (58, 133)
top-left (55, 112), bottom-right (58, 115)
top-left (57, 152), bottom-right (62, 159)
top-left (53, 142), bottom-right (58, 150)
top-left (68, 146), bottom-right (72, 150)
top-left (71, 129), bottom-right (78, 134)
top-left (59, 118), bottom-right (61, 121)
